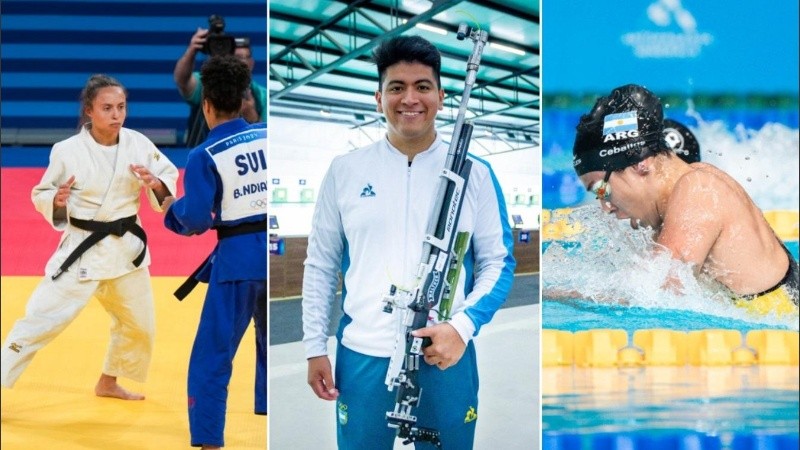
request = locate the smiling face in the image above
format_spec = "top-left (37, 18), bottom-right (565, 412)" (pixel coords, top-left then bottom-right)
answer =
top-left (375, 61), bottom-right (444, 153)
top-left (85, 86), bottom-right (126, 143)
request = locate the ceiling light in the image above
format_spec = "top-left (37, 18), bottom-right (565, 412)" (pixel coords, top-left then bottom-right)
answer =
top-left (401, 19), bottom-right (447, 35)
top-left (490, 42), bottom-right (525, 56)
top-left (415, 23), bottom-right (447, 35)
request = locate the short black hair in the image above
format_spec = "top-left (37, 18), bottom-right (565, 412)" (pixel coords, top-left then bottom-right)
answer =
top-left (372, 35), bottom-right (441, 90)
top-left (200, 54), bottom-right (251, 115)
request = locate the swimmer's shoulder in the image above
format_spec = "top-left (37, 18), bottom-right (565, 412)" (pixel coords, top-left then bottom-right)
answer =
top-left (668, 163), bottom-right (740, 218)
top-left (680, 162), bottom-right (738, 192)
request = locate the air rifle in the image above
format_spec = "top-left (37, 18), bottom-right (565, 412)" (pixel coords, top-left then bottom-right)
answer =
top-left (381, 23), bottom-right (488, 448)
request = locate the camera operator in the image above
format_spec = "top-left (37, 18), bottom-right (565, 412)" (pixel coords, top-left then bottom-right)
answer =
top-left (173, 17), bottom-right (266, 147)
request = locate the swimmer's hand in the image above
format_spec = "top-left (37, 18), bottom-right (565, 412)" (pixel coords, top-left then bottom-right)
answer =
top-left (661, 276), bottom-right (685, 295)
top-left (542, 286), bottom-right (583, 300)
top-left (543, 286), bottom-right (630, 305)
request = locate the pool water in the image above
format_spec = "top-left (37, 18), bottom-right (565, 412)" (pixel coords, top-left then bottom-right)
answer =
top-left (541, 226), bottom-right (798, 446)
top-left (542, 365), bottom-right (799, 449)
top-left (541, 300), bottom-right (797, 334)
top-left (785, 240), bottom-right (799, 258)
top-left (541, 238), bottom-right (799, 447)
top-left (542, 237), bottom-right (799, 333)
top-left (541, 196), bottom-right (799, 329)
top-left (544, 430), bottom-right (799, 450)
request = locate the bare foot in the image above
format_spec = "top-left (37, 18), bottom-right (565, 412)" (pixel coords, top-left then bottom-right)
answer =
top-left (94, 373), bottom-right (145, 400)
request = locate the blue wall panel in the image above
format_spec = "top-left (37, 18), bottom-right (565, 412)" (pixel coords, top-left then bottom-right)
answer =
top-left (0, 0), bottom-right (267, 148)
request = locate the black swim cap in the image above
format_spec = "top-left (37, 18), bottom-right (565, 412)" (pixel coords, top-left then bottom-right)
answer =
top-left (573, 84), bottom-right (668, 175)
top-left (663, 118), bottom-right (701, 164)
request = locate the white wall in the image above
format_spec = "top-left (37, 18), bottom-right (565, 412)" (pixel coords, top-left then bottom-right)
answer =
top-left (269, 116), bottom-right (540, 235)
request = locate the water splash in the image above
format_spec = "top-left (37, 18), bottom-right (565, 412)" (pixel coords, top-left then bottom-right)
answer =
top-left (543, 206), bottom-right (799, 331)
top-left (685, 107), bottom-right (800, 211)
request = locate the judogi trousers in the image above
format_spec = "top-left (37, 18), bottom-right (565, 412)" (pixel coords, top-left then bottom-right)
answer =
top-left (254, 295), bottom-right (267, 414)
top-left (1, 267), bottom-right (155, 388)
top-left (188, 279), bottom-right (266, 447)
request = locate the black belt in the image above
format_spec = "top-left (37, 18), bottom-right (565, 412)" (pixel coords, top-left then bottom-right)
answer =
top-left (52, 215), bottom-right (147, 280)
top-left (174, 219), bottom-right (267, 301)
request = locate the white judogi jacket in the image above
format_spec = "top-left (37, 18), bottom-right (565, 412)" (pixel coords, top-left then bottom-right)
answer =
top-left (302, 135), bottom-right (516, 359)
top-left (32, 125), bottom-right (178, 281)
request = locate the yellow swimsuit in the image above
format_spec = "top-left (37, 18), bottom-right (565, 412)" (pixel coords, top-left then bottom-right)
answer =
top-left (734, 244), bottom-right (799, 315)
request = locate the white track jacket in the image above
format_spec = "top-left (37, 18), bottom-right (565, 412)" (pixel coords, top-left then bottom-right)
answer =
top-left (302, 135), bottom-right (516, 359)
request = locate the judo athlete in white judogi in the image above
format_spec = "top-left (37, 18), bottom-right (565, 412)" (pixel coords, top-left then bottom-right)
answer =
top-left (0, 74), bottom-right (178, 400)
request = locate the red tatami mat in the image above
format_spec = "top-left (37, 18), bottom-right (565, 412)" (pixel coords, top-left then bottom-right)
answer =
top-left (1, 168), bottom-right (217, 277)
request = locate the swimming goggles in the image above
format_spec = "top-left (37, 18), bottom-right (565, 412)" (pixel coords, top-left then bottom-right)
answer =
top-left (590, 171), bottom-right (613, 200)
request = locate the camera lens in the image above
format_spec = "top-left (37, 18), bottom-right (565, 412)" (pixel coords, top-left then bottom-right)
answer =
top-left (208, 14), bottom-right (225, 34)
top-left (202, 15), bottom-right (234, 55)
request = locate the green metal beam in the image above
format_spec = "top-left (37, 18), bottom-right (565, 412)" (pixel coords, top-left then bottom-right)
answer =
top-left (271, 0), bottom-right (466, 101)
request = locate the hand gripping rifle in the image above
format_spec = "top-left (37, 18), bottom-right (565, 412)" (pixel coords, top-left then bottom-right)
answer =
top-left (381, 23), bottom-right (488, 449)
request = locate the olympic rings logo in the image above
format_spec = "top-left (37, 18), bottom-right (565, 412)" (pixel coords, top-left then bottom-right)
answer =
top-left (250, 198), bottom-right (268, 209)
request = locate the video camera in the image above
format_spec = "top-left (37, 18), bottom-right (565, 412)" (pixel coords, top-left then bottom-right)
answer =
top-left (202, 14), bottom-right (236, 56)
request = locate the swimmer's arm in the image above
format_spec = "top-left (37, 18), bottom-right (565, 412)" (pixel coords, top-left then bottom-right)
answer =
top-left (542, 286), bottom-right (583, 300)
top-left (657, 171), bottom-right (723, 288)
top-left (543, 286), bottom-right (629, 305)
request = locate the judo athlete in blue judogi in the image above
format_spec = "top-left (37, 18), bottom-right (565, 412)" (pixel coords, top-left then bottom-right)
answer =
top-left (164, 54), bottom-right (267, 449)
